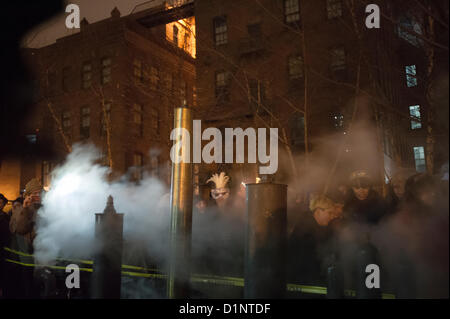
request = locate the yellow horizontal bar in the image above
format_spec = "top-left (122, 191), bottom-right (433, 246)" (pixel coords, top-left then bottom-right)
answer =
top-left (4, 247), bottom-right (395, 298)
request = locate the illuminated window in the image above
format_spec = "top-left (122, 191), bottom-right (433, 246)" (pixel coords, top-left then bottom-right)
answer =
top-left (288, 55), bottom-right (304, 79)
top-left (409, 105), bottom-right (422, 129)
top-left (413, 146), bottom-right (426, 172)
top-left (80, 106), bottom-right (90, 139)
top-left (284, 0), bottom-right (300, 23)
top-left (183, 32), bottom-right (191, 51)
top-left (213, 16), bottom-right (228, 46)
top-left (327, 0), bottom-right (342, 19)
top-left (405, 65), bottom-right (417, 87)
top-left (101, 57), bottom-right (111, 84)
top-left (82, 62), bottom-right (92, 89)
top-left (173, 25), bottom-right (179, 46)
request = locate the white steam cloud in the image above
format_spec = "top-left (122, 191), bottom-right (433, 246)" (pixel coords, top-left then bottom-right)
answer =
top-left (34, 143), bottom-right (170, 266)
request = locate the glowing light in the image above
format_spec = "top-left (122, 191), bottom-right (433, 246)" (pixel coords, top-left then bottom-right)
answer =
top-left (54, 173), bottom-right (82, 196)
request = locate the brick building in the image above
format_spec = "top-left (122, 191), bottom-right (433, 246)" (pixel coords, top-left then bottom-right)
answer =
top-left (2, 4), bottom-right (196, 197)
top-left (193, 0), bottom-right (447, 194)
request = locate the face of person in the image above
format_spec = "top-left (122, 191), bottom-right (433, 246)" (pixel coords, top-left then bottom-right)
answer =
top-left (314, 208), bottom-right (332, 226)
top-left (195, 200), bottom-right (206, 213)
top-left (392, 180), bottom-right (405, 198)
top-left (24, 190), bottom-right (41, 207)
top-left (12, 201), bottom-right (22, 210)
top-left (419, 189), bottom-right (436, 207)
top-left (352, 187), bottom-right (370, 201)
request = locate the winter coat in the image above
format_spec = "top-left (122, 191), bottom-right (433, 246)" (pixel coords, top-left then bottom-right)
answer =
top-left (343, 189), bottom-right (387, 225)
top-left (9, 204), bottom-right (37, 248)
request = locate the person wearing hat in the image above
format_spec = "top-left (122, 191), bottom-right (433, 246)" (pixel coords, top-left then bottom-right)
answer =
top-left (343, 170), bottom-right (387, 225)
top-left (10, 178), bottom-right (42, 244)
top-left (5, 178), bottom-right (43, 298)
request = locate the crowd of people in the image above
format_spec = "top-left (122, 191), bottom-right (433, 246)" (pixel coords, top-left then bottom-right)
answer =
top-left (0, 168), bottom-right (448, 298)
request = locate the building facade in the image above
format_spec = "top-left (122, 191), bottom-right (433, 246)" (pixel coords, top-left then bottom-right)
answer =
top-left (6, 4), bottom-right (196, 196)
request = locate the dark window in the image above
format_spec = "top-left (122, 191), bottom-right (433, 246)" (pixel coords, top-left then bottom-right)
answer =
top-left (398, 15), bottom-right (423, 47)
top-left (62, 67), bottom-right (70, 92)
top-left (284, 0), bottom-right (300, 23)
top-left (80, 106), bottom-right (90, 139)
top-left (213, 16), bottom-right (228, 46)
top-left (150, 108), bottom-right (159, 135)
top-left (133, 59), bottom-right (143, 84)
top-left (150, 66), bottom-right (159, 90)
top-left (133, 103), bottom-right (143, 137)
top-left (330, 46), bottom-right (346, 72)
top-left (180, 79), bottom-right (187, 104)
top-left (215, 71), bottom-right (231, 104)
top-left (133, 153), bottom-right (144, 181)
top-left (326, 0), bottom-right (342, 19)
top-left (288, 55), bottom-right (304, 80)
top-left (82, 62), bottom-right (92, 89)
top-left (62, 110), bottom-right (72, 140)
top-left (101, 57), bottom-right (111, 84)
top-left (290, 114), bottom-right (305, 147)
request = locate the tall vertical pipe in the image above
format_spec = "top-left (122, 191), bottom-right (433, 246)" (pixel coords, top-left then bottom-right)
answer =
top-left (167, 106), bottom-right (193, 299)
top-left (91, 195), bottom-right (123, 299)
top-left (245, 182), bottom-right (287, 298)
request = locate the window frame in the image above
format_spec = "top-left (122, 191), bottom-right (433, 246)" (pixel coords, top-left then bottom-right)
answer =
top-left (213, 16), bottom-right (228, 46)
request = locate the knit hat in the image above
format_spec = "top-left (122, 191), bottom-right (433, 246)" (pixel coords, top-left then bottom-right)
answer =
top-left (24, 178), bottom-right (43, 197)
top-left (349, 170), bottom-right (372, 188)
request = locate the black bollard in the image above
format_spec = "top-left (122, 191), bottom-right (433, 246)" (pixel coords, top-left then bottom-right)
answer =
top-left (355, 238), bottom-right (381, 299)
top-left (91, 195), bottom-right (124, 299)
top-left (326, 253), bottom-right (345, 299)
top-left (244, 182), bottom-right (287, 298)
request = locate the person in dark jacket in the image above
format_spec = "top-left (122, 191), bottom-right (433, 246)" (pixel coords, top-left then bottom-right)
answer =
top-left (385, 168), bottom-right (416, 217)
top-left (288, 194), bottom-right (344, 287)
top-left (343, 170), bottom-right (387, 225)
